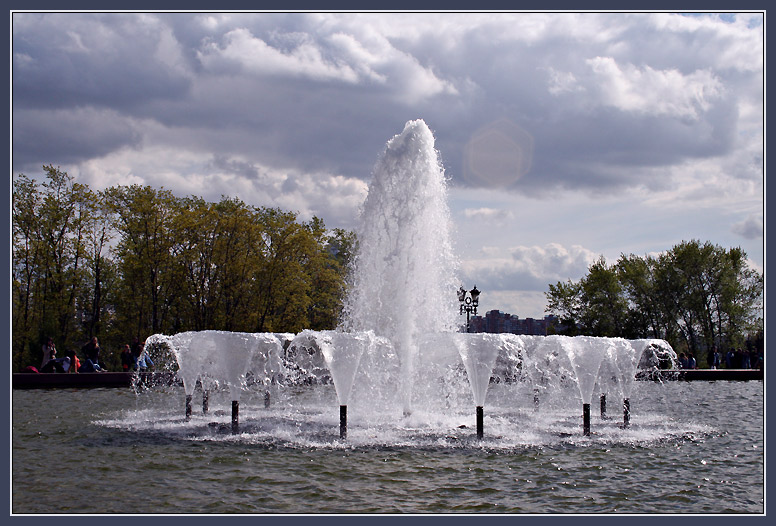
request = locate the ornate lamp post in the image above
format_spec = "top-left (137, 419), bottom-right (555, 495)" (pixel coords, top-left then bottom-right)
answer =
top-left (457, 285), bottom-right (481, 332)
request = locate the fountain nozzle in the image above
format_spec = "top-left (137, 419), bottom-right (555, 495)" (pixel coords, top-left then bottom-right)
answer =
top-left (583, 403), bottom-right (591, 436)
top-left (340, 405), bottom-right (347, 439)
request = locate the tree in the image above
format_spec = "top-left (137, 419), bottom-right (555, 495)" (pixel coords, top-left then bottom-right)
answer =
top-left (106, 185), bottom-right (181, 337)
top-left (305, 218), bottom-right (348, 330)
top-left (80, 189), bottom-right (116, 339)
top-left (171, 196), bottom-right (263, 331)
top-left (251, 208), bottom-right (316, 333)
top-left (545, 240), bottom-right (763, 357)
top-left (12, 170), bottom-right (356, 371)
top-left (578, 257), bottom-right (629, 337)
top-left (545, 279), bottom-right (582, 336)
top-left (12, 173), bottom-right (43, 368)
top-left (12, 166), bottom-right (92, 368)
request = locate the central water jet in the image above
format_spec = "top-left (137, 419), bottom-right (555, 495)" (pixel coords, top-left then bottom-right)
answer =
top-left (342, 119), bottom-right (459, 417)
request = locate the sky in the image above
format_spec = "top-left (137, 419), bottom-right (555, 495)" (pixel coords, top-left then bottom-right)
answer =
top-left (11, 11), bottom-right (764, 319)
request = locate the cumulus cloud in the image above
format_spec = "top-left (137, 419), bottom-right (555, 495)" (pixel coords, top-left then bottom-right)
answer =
top-left (197, 27), bottom-right (362, 82)
top-left (72, 144), bottom-right (368, 228)
top-left (584, 57), bottom-right (724, 119)
top-left (732, 214), bottom-right (763, 240)
top-left (546, 68), bottom-right (583, 95)
top-left (460, 243), bottom-right (599, 293)
top-left (463, 207), bottom-right (514, 224)
top-left (195, 21), bottom-right (457, 103)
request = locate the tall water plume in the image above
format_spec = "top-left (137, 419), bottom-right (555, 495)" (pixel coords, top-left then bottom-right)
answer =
top-left (342, 120), bottom-right (459, 415)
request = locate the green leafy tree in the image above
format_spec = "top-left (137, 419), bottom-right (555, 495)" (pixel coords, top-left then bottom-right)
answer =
top-left (80, 189), bottom-right (116, 339)
top-left (106, 185), bottom-right (181, 337)
top-left (545, 279), bottom-right (582, 336)
top-left (12, 173), bottom-right (43, 368)
top-left (13, 170), bottom-right (356, 371)
top-left (305, 218), bottom-right (348, 330)
top-left (171, 196), bottom-right (264, 331)
top-left (545, 240), bottom-right (763, 358)
top-left (578, 257), bottom-right (630, 337)
top-left (12, 166), bottom-right (92, 367)
top-left (251, 208), bottom-right (316, 333)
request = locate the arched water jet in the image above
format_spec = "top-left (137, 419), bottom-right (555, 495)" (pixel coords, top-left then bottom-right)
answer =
top-left (452, 333), bottom-right (521, 439)
top-left (291, 330), bottom-right (382, 439)
top-left (607, 338), bottom-right (640, 428)
top-left (556, 336), bottom-right (610, 436)
top-left (596, 355), bottom-right (620, 421)
top-left (200, 374), bottom-right (216, 414)
top-left (522, 335), bottom-right (575, 411)
top-left (150, 331), bottom-right (279, 430)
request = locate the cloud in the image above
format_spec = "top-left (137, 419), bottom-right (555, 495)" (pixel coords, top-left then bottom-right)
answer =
top-left (197, 27), bottom-right (362, 82)
top-left (13, 108), bottom-right (142, 169)
top-left (461, 243), bottom-right (599, 293)
top-left (71, 144), bottom-right (368, 228)
top-left (546, 68), bottom-right (583, 96)
top-left (12, 12), bottom-right (761, 198)
top-left (462, 207), bottom-right (514, 224)
top-left (584, 57), bottom-right (724, 119)
top-left (194, 20), bottom-right (457, 104)
top-left (732, 214), bottom-right (763, 240)
top-left (13, 13), bottom-right (193, 112)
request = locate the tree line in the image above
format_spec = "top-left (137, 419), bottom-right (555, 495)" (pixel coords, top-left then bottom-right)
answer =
top-left (545, 240), bottom-right (764, 365)
top-left (13, 166), bottom-right (764, 373)
top-left (12, 165), bottom-right (356, 372)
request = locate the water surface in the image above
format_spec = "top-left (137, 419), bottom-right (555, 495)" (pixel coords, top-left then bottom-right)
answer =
top-left (12, 380), bottom-right (764, 514)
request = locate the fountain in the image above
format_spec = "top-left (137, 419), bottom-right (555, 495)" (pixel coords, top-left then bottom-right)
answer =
top-left (142, 120), bottom-right (677, 443)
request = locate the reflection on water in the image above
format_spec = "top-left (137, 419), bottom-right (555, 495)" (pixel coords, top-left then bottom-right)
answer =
top-left (12, 380), bottom-right (763, 514)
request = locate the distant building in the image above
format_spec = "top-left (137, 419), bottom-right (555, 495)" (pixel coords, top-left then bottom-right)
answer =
top-left (466, 310), bottom-right (561, 335)
top-left (468, 315), bottom-right (486, 333)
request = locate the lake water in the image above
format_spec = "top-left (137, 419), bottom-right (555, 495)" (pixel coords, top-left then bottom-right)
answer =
top-left (11, 379), bottom-right (764, 514)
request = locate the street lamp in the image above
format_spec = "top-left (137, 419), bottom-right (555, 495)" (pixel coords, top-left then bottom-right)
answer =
top-left (458, 285), bottom-right (481, 332)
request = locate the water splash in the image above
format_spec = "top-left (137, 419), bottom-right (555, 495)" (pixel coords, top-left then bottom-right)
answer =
top-left (291, 330), bottom-right (384, 406)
